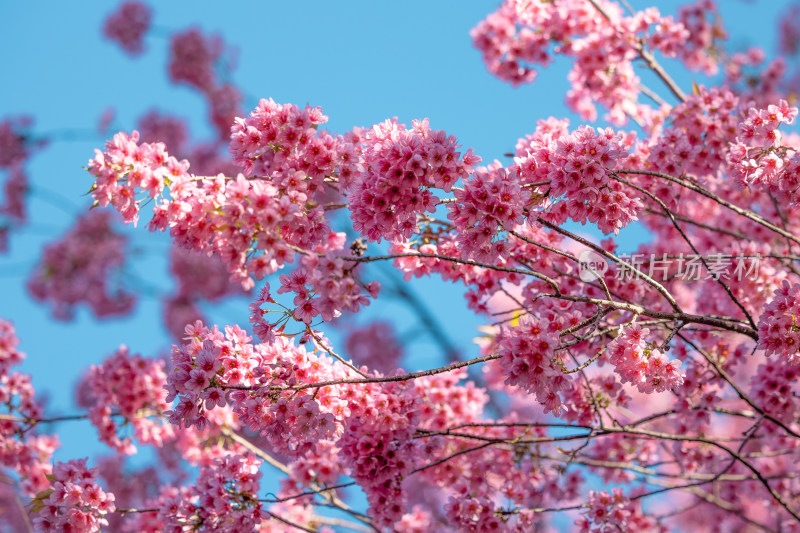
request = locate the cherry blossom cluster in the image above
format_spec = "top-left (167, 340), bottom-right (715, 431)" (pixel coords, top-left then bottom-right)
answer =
top-left (0, 116), bottom-right (38, 251)
top-left (90, 130), bottom-right (340, 288)
top-left (514, 116), bottom-right (571, 157)
top-left (348, 117), bottom-right (480, 242)
top-left (647, 85), bottom-right (738, 180)
top-left (164, 321), bottom-right (347, 454)
top-left (0, 116), bottom-right (31, 169)
top-left (287, 439), bottom-right (343, 488)
top-left (606, 324), bottom-right (684, 393)
top-left (779, 4), bottom-right (800, 56)
top-left (674, 0), bottom-right (724, 75)
top-left (496, 315), bottom-right (570, 415)
top-left (0, 165), bottom-right (26, 243)
top-left (279, 248), bottom-right (378, 324)
top-left (27, 210), bottom-right (136, 320)
top-left (750, 361), bottom-right (800, 423)
top-left (344, 320), bottom-right (403, 374)
top-left (110, 102), bottom-right (382, 303)
top-left (229, 98), bottom-right (359, 188)
top-left (102, 1), bottom-right (151, 56)
top-left (444, 494), bottom-right (507, 532)
top-left (736, 99), bottom-right (797, 150)
top-left (158, 453), bottom-right (263, 532)
top-left (0, 320), bottom-right (58, 497)
top-left (516, 124), bottom-right (641, 235)
top-left (165, 174), bottom-right (328, 287)
top-left (168, 28), bottom-right (242, 139)
top-left (163, 322), bottom-right (429, 526)
top-left (562, 375), bottom-right (630, 426)
top-left (0, 318), bottom-right (25, 375)
top-left (646, 11), bottom-right (690, 58)
top-left (413, 369), bottom-right (488, 431)
top-left (168, 29), bottom-right (224, 92)
top-left (472, 0), bottom-right (720, 124)
top-left (88, 130), bottom-right (187, 225)
top-left (728, 99), bottom-right (800, 205)
top-left (233, 385), bottom-right (338, 459)
top-left (77, 346), bottom-right (173, 454)
top-left (469, 0), bottom-right (550, 87)
top-left (431, 424), bottom-right (576, 531)
top-left (757, 280), bottom-right (800, 363)
top-left (30, 458), bottom-right (115, 533)
top-left (164, 322), bottom-right (251, 431)
top-left (560, 13), bottom-right (642, 124)
top-left (576, 489), bottom-right (658, 532)
top-left (338, 380), bottom-right (421, 528)
top-left (448, 165), bottom-right (530, 262)
top-left (161, 319), bottom-right (449, 526)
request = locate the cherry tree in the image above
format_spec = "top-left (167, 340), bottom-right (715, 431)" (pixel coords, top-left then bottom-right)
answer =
top-left (3, 0), bottom-right (800, 531)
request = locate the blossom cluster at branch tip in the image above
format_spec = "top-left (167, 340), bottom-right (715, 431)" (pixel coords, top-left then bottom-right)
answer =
top-left (607, 323), bottom-right (684, 393)
top-left (31, 459), bottom-right (115, 533)
top-left (27, 210), bottom-right (136, 320)
top-left (448, 164), bottom-right (530, 262)
top-left (750, 360), bottom-right (799, 422)
top-left (728, 99), bottom-right (800, 205)
top-left (0, 319), bottom-right (58, 497)
top-left (647, 85), bottom-right (738, 182)
top-left (348, 117), bottom-right (480, 243)
top-left (88, 130), bottom-right (186, 225)
top-left (229, 98), bottom-right (345, 182)
top-left (0, 116), bottom-right (39, 252)
top-left (497, 315), bottom-right (571, 415)
top-left (77, 346), bottom-right (173, 455)
top-left (166, 28), bottom-right (244, 139)
top-left (757, 280), bottom-right (800, 363)
top-left (157, 453), bottom-right (263, 532)
top-left (279, 247), bottom-right (378, 325)
top-left (576, 488), bottom-right (657, 532)
top-left (345, 321), bottom-right (403, 374)
top-left (167, 29), bottom-right (220, 90)
top-left (102, 2), bottom-right (151, 56)
top-left (515, 122), bottom-right (641, 235)
top-left (472, 0), bottom-right (722, 125)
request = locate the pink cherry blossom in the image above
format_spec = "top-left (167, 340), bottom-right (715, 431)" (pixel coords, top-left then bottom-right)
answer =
top-left (102, 2), bottom-right (151, 56)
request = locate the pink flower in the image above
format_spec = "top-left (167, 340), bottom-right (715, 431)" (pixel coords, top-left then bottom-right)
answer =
top-left (102, 2), bottom-right (151, 56)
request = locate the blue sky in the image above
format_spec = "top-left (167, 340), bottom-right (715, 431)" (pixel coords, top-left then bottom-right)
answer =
top-left (0, 0), bottom-right (795, 502)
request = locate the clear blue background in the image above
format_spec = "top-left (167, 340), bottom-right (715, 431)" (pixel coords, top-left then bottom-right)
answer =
top-left (0, 0), bottom-right (794, 503)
